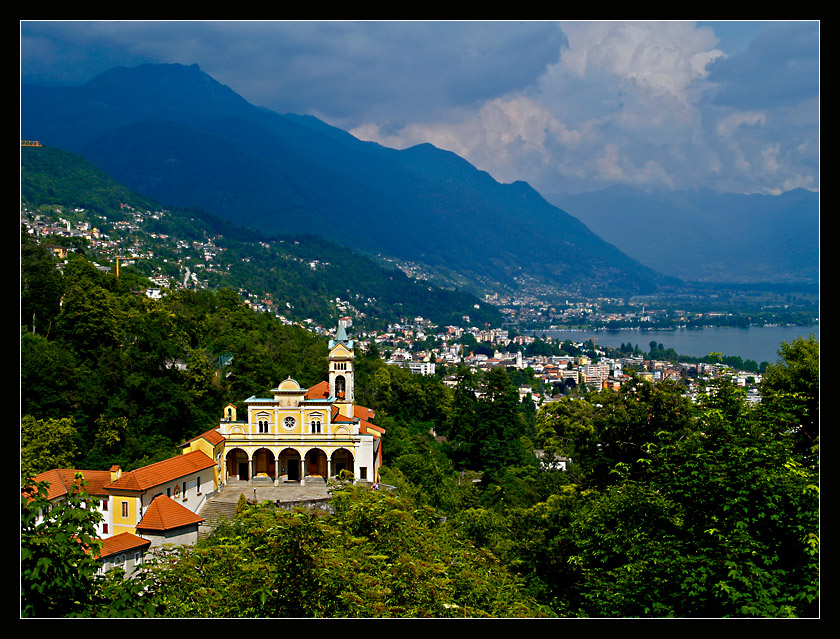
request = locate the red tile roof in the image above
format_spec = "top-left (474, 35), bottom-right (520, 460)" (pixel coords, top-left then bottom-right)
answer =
top-left (305, 380), bottom-right (330, 399)
top-left (104, 450), bottom-right (216, 493)
top-left (26, 469), bottom-right (112, 501)
top-left (331, 405), bottom-right (355, 423)
top-left (136, 495), bottom-right (204, 532)
top-left (180, 427), bottom-right (226, 448)
top-left (96, 532), bottom-right (151, 559)
top-left (358, 418), bottom-right (385, 436)
top-left (354, 404), bottom-right (376, 421)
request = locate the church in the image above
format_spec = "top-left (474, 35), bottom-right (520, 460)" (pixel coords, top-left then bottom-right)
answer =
top-left (215, 323), bottom-right (384, 484)
top-left (26, 324), bottom-right (384, 573)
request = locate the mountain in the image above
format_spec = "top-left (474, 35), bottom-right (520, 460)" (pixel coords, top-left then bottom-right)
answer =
top-left (21, 62), bottom-right (673, 299)
top-left (20, 144), bottom-right (504, 330)
top-left (545, 186), bottom-right (819, 285)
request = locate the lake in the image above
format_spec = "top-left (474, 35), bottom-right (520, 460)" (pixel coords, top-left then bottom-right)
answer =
top-left (532, 325), bottom-right (819, 364)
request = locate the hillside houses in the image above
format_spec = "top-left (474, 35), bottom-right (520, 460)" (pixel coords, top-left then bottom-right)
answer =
top-left (21, 205), bottom-right (767, 404)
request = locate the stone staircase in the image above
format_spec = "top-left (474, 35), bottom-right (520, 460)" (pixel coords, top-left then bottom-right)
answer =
top-left (197, 499), bottom-right (238, 539)
top-left (195, 479), bottom-right (333, 539)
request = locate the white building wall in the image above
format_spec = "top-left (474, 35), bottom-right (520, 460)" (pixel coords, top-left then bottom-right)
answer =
top-left (139, 474), bottom-right (214, 520)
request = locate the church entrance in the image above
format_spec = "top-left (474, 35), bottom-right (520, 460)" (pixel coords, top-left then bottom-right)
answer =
top-left (280, 448), bottom-right (301, 482)
top-left (254, 448), bottom-right (276, 479)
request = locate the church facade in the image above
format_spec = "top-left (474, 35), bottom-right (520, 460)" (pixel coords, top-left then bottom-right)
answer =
top-left (215, 324), bottom-right (384, 485)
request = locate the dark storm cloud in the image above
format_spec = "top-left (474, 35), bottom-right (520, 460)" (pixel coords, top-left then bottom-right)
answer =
top-left (20, 20), bottom-right (819, 195)
top-left (20, 21), bottom-right (564, 130)
top-left (707, 21), bottom-right (819, 110)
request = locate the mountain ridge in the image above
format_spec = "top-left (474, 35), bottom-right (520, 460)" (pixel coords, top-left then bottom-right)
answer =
top-left (20, 143), bottom-right (504, 330)
top-left (22, 62), bottom-right (674, 298)
top-left (545, 185), bottom-right (819, 284)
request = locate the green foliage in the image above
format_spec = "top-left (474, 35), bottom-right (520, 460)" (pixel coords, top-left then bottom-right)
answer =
top-left (21, 415), bottom-right (80, 478)
top-left (480, 373), bottom-right (820, 617)
top-left (21, 475), bottom-right (162, 617)
top-left (20, 476), bottom-right (103, 617)
top-left (142, 485), bottom-right (546, 617)
top-left (759, 334), bottom-right (819, 461)
top-left (21, 240), bottom-right (64, 336)
top-left (20, 240), bottom-right (329, 471)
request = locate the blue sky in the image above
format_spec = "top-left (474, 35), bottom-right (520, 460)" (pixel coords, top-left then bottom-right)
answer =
top-left (20, 20), bottom-right (819, 196)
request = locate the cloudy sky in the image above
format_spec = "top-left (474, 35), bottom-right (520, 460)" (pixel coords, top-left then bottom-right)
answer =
top-left (20, 20), bottom-right (819, 196)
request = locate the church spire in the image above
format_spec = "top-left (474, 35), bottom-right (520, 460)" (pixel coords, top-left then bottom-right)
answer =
top-left (335, 322), bottom-right (348, 343)
top-left (329, 321), bottom-right (352, 350)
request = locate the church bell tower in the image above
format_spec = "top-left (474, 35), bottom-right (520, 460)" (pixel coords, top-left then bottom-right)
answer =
top-left (328, 323), bottom-right (354, 415)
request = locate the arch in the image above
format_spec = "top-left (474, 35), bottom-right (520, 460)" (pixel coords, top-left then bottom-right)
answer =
top-left (225, 447), bottom-right (249, 481)
top-left (309, 412), bottom-right (324, 433)
top-left (330, 447), bottom-right (355, 478)
top-left (253, 447), bottom-right (276, 478)
top-left (256, 411), bottom-right (271, 433)
top-left (305, 448), bottom-right (328, 478)
top-left (279, 447), bottom-right (303, 482)
top-left (335, 374), bottom-right (346, 398)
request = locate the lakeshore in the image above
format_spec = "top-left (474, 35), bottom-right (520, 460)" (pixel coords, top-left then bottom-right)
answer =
top-left (533, 324), bottom-right (819, 364)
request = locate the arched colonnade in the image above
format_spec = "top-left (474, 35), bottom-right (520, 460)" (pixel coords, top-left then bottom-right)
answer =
top-left (224, 446), bottom-right (355, 483)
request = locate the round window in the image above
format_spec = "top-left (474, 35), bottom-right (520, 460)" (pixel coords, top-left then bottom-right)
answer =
top-left (284, 416), bottom-right (296, 429)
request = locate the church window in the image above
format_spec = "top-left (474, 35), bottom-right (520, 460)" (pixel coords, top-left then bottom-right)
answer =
top-left (284, 416), bottom-right (296, 430)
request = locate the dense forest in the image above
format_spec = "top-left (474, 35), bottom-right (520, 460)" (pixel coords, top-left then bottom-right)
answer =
top-left (21, 231), bottom-right (819, 617)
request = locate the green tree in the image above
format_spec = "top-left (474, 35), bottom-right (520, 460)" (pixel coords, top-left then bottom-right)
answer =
top-left (20, 239), bottom-right (64, 337)
top-left (143, 485), bottom-right (546, 617)
top-left (759, 335), bottom-right (819, 462)
top-left (498, 374), bottom-right (818, 617)
top-left (21, 475), bottom-right (162, 617)
top-left (21, 415), bottom-right (80, 477)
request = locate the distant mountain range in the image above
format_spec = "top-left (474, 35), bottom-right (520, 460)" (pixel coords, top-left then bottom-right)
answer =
top-left (21, 63), bottom-right (673, 299)
top-left (21, 62), bottom-right (817, 298)
top-left (545, 186), bottom-right (818, 285)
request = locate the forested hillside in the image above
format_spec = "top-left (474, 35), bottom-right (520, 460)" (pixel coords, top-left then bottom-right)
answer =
top-left (21, 144), bottom-right (503, 330)
top-left (22, 63), bottom-right (674, 299)
top-left (20, 144), bottom-right (819, 619)
top-left (21, 237), bottom-right (819, 616)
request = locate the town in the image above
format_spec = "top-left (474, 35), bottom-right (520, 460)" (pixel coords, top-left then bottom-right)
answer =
top-left (22, 202), bottom-right (776, 407)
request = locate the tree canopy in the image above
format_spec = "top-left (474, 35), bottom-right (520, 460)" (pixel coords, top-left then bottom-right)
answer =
top-left (20, 233), bottom-right (819, 618)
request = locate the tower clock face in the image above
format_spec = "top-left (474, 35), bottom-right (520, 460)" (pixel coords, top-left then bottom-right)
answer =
top-left (284, 416), bottom-right (296, 429)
